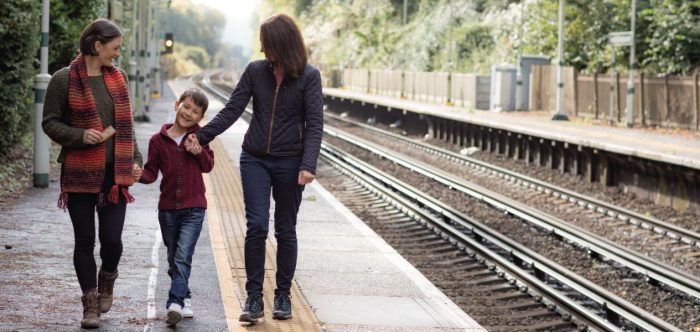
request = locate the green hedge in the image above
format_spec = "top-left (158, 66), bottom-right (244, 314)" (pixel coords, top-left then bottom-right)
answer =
top-left (0, 1), bottom-right (39, 156)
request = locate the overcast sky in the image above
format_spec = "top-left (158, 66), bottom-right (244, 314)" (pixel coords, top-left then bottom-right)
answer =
top-left (190, 0), bottom-right (261, 54)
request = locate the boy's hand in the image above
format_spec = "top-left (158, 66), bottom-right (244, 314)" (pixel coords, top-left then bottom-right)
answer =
top-left (132, 163), bottom-right (142, 182)
top-left (298, 170), bottom-right (315, 185)
top-left (185, 134), bottom-right (202, 155)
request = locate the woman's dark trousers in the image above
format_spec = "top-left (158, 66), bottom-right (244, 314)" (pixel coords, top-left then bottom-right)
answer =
top-left (66, 165), bottom-right (126, 292)
top-left (240, 150), bottom-right (303, 297)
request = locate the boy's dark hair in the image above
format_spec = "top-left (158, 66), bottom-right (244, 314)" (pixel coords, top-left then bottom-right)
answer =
top-left (79, 18), bottom-right (122, 56)
top-left (178, 87), bottom-right (209, 113)
top-left (260, 13), bottom-right (308, 77)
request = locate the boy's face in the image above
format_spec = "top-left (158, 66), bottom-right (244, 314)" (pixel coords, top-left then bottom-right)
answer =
top-left (174, 96), bottom-right (204, 129)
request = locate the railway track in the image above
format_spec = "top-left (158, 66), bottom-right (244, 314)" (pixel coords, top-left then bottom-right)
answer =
top-left (197, 70), bottom-right (699, 331)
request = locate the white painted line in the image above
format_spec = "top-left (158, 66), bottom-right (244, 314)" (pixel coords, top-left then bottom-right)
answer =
top-left (143, 227), bottom-right (163, 332)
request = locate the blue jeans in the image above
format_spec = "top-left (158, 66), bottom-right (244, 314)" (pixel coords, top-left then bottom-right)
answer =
top-left (240, 150), bottom-right (304, 297)
top-left (158, 208), bottom-right (205, 307)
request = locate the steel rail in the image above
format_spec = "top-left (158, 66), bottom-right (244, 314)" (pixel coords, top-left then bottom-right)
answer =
top-left (322, 141), bottom-right (680, 332)
top-left (324, 127), bottom-right (700, 302)
top-left (325, 112), bottom-right (700, 249)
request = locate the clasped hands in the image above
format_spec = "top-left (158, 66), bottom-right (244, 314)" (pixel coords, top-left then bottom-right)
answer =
top-left (184, 134), bottom-right (315, 185)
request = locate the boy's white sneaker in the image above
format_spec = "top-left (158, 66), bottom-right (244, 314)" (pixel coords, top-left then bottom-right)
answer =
top-left (166, 303), bottom-right (183, 327)
top-left (182, 298), bottom-right (194, 318)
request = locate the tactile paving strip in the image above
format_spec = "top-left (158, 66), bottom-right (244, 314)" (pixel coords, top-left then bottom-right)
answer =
top-left (205, 138), bottom-right (322, 332)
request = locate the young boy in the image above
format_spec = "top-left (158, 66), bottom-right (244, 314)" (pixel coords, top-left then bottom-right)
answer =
top-left (139, 87), bottom-right (214, 327)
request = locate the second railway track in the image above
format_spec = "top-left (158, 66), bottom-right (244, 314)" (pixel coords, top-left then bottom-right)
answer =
top-left (198, 70), bottom-right (700, 331)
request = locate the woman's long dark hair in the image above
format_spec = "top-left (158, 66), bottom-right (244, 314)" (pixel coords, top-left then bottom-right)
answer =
top-left (260, 14), bottom-right (308, 77)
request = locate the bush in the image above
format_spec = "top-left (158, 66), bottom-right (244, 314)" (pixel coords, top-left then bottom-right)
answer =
top-left (0, 1), bottom-right (40, 156)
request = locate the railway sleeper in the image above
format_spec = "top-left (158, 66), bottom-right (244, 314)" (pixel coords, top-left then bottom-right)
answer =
top-left (464, 276), bottom-right (506, 286)
top-left (433, 255), bottom-right (477, 266)
top-left (475, 283), bottom-right (519, 293)
top-left (490, 291), bottom-right (532, 301)
top-left (509, 308), bottom-right (560, 319)
top-left (502, 300), bottom-right (546, 311)
top-left (526, 319), bottom-right (577, 331)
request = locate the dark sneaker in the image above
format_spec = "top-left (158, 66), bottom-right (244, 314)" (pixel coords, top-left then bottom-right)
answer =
top-left (272, 294), bottom-right (292, 320)
top-left (239, 294), bottom-right (264, 323)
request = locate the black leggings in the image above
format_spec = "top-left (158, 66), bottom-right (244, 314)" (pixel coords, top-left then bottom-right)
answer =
top-left (65, 167), bottom-right (126, 292)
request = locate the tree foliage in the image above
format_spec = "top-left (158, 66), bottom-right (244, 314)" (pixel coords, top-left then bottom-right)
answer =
top-left (261, 0), bottom-right (700, 75)
top-left (0, 0), bottom-right (40, 155)
top-left (48, 0), bottom-right (105, 74)
top-left (160, 0), bottom-right (226, 68)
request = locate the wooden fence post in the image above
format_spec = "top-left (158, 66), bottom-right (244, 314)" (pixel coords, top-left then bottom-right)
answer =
top-left (616, 72), bottom-right (622, 122)
top-left (695, 73), bottom-right (699, 130)
top-left (664, 75), bottom-right (670, 126)
top-left (573, 69), bottom-right (579, 117)
top-left (366, 69), bottom-right (371, 94)
top-left (640, 73), bottom-right (646, 127)
top-left (593, 72), bottom-right (599, 119)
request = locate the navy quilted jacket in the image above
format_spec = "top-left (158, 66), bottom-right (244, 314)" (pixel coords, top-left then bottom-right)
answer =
top-left (196, 60), bottom-right (324, 173)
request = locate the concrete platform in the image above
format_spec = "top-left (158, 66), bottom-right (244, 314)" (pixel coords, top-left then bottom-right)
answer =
top-left (172, 78), bottom-right (485, 331)
top-left (324, 87), bottom-right (700, 171)
top-left (0, 78), bottom-right (484, 331)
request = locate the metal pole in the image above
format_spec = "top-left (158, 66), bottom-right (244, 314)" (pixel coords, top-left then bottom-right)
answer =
top-left (400, 0), bottom-right (406, 99)
top-left (33, 0), bottom-right (51, 188)
top-left (515, 1), bottom-right (525, 110)
top-left (552, 0), bottom-right (568, 120)
top-left (609, 48), bottom-right (615, 123)
top-left (129, 0), bottom-right (138, 111)
top-left (135, 0), bottom-right (150, 121)
top-left (447, 3), bottom-right (453, 105)
top-left (626, 0), bottom-right (636, 128)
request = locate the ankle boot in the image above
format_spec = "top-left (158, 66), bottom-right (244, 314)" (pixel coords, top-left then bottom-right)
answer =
top-left (80, 290), bottom-right (100, 328)
top-left (98, 268), bottom-right (118, 313)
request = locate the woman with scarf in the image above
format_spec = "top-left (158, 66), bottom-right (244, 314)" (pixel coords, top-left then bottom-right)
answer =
top-left (42, 18), bottom-right (142, 329)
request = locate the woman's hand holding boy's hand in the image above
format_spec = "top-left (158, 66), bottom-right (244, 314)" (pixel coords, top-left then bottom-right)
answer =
top-left (185, 134), bottom-right (202, 155)
top-left (132, 163), bottom-right (142, 182)
top-left (82, 129), bottom-right (102, 145)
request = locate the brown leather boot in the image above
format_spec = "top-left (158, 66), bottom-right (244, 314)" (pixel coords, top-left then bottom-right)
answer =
top-left (98, 268), bottom-right (118, 313)
top-left (80, 289), bottom-right (100, 328)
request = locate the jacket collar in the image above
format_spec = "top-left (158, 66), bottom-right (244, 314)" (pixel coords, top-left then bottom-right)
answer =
top-left (159, 123), bottom-right (201, 141)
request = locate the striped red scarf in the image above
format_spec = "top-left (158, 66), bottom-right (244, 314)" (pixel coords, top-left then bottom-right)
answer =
top-left (59, 54), bottom-right (134, 209)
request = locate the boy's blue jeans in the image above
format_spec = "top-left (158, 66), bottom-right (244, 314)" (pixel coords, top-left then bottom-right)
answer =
top-left (158, 208), bottom-right (205, 308)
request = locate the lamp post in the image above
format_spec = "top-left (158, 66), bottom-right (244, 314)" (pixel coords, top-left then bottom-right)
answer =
top-left (626, 0), bottom-right (637, 128)
top-left (33, 0), bottom-right (51, 188)
top-left (551, 0), bottom-right (568, 120)
top-left (400, 0), bottom-right (407, 99)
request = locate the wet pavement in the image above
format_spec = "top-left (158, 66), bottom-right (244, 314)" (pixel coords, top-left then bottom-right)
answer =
top-left (0, 83), bottom-right (226, 331)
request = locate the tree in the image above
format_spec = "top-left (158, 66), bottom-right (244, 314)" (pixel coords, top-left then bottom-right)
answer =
top-left (48, 1), bottom-right (105, 74)
top-left (0, 0), bottom-right (39, 155)
top-left (160, 0), bottom-right (226, 67)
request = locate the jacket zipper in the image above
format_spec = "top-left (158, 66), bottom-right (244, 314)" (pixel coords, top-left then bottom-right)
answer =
top-left (298, 124), bottom-right (303, 144)
top-left (267, 85), bottom-right (280, 153)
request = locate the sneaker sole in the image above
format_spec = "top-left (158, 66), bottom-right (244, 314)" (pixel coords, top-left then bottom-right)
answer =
top-left (273, 313), bottom-right (292, 320)
top-left (238, 313), bottom-right (264, 324)
top-left (166, 311), bottom-right (183, 327)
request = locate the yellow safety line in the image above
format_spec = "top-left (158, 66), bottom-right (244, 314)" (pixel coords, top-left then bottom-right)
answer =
top-left (204, 128), bottom-right (322, 332)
